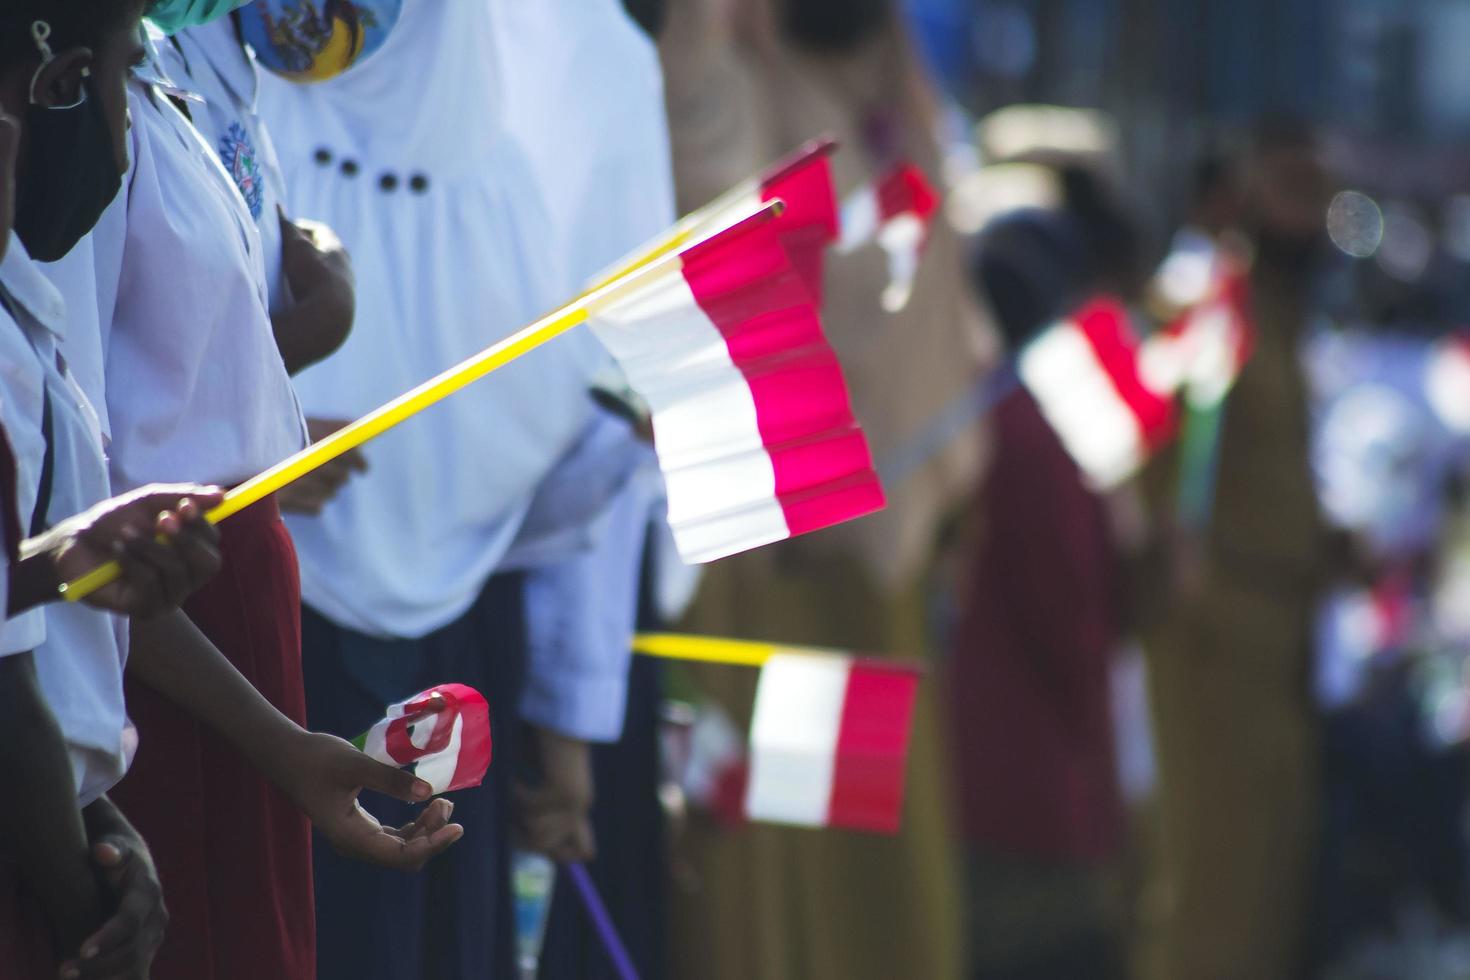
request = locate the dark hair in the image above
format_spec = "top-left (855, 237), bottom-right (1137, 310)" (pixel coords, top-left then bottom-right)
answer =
top-left (782, 0), bottom-right (891, 53)
top-left (1058, 165), bottom-right (1144, 298)
top-left (971, 208), bottom-right (1089, 350)
top-left (0, 0), bottom-right (136, 67)
top-left (621, 0), bottom-right (666, 39)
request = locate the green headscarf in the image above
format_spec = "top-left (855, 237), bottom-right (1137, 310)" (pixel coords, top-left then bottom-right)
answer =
top-left (146, 0), bottom-right (252, 35)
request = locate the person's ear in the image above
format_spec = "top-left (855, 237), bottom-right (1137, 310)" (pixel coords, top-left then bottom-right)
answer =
top-left (29, 48), bottom-right (93, 109)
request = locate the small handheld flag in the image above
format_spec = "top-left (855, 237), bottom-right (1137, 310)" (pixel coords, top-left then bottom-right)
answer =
top-left (1019, 297), bottom-right (1178, 489)
top-left (351, 683), bottom-right (491, 795)
top-left (589, 137), bottom-right (840, 301)
top-left (635, 635), bottom-right (921, 834)
top-left (587, 209), bottom-right (884, 564)
top-left (746, 653), bottom-right (920, 834)
top-left (62, 197), bottom-right (883, 599)
top-left (837, 162), bottom-right (942, 312)
top-left (1140, 261), bottom-right (1254, 527)
top-left (1140, 264), bottom-right (1254, 410)
top-left (1425, 331), bottom-right (1470, 436)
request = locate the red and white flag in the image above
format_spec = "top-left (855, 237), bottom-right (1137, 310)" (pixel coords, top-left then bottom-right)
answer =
top-left (1427, 330), bottom-right (1470, 436)
top-left (1019, 297), bottom-right (1179, 489)
top-left (684, 138), bottom-right (840, 305)
top-left (837, 162), bottom-right (942, 312)
top-left (1141, 260), bottom-right (1255, 408)
top-left (352, 683), bottom-right (492, 795)
top-left (745, 653), bottom-right (921, 834)
top-left (588, 209), bottom-right (886, 564)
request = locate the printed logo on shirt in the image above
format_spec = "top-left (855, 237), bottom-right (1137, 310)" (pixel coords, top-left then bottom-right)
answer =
top-left (218, 123), bottom-right (264, 221)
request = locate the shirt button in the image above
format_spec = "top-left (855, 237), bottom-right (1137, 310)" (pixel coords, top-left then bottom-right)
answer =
top-left (340, 159), bottom-right (360, 177)
top-left (380, 173), bottom-right (400, 192)
top-left (409, 173), bottom-right (430, 194)
top-left (314, 147), bottom-right (333, 166)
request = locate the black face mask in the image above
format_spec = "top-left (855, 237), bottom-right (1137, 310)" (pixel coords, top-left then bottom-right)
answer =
top-left (14, 71), bottom-right (122, 263)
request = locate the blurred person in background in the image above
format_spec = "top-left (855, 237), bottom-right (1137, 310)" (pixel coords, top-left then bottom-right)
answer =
top-left (658, 0), bottom-right (990, 977)
top-left (1303, 256), bottom-right (1470, 973)
top-left (1140, 124), bottom-right (1337, 980)
top-left (949, 167), bottom-right (1146, 980)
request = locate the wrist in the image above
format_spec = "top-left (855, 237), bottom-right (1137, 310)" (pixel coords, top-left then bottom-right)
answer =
top-left (8, 548), bottom-right (62, 615)
top-left (80, 795), bottom-right (134, 844)
top-left (248, 725), bottom-right (320, 810)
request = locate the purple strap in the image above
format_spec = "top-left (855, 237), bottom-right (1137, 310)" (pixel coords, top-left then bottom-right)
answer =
top-left (567, 863), bottom-right (641, 980)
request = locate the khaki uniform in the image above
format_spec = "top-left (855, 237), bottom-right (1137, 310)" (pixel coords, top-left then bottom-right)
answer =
top-left (1141, 266), bottom-right (1327, 980)
top-left (658, 6), bottom-right (986, 978)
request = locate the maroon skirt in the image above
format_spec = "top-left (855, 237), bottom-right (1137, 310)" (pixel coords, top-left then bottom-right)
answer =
top-left (110, 496), bottom-right (314, 980)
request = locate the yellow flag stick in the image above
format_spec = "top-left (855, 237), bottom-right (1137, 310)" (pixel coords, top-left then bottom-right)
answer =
top-left (585, 137), bottom-right (837, 295)
top-left (632, 632), bottom-right (847, 669)
top-left (60, 201), bottom-right (785, 603)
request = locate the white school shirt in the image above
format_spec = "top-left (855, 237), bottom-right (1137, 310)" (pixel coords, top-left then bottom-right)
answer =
top-left (257, 0), bottom-right (673, 638)
top-left (0, 234), bottom-right (131, 807)
top-left (70, 74), bottom-right (306, 492)
top-left (159, 19), bottom-right (290, 313)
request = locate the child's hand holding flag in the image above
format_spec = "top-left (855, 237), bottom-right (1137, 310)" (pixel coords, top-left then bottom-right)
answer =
top-left (276, 730), bottom-right (464, 873)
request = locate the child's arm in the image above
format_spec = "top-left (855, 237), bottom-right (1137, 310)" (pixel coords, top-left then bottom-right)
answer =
top-left (0, 652), bottom-right (104, 958)
top-left (57, 796), bottom-right (168, 980)
top-left (127, 610), bottom-right (463, 870)
top-left (9, 485), bottom-right (224, 618)
top-left (273, 214), bottom-right (355, 374)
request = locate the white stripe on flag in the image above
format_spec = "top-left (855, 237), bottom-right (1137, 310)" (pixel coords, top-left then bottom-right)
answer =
top-left (360, 699), bottom-right (408, 764)
top-left (1019, 319), bottom-right (1146, 489)
top-left (837, 187), bottom-right (881, 253)
top-left (745, 653), bottom-right (853, 827)
top-left (413, 712), bottom-right (464, 795)
top-left (588, 268), bottom-right (789, 563)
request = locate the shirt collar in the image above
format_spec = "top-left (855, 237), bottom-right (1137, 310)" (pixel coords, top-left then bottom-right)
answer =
top-left (185, 19), bottom-right (258, 110)
top-left (0, 233), bottom-right (67, 338)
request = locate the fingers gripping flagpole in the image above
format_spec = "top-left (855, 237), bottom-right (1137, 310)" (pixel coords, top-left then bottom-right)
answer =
top-left (59, 201), bottom-right (786, 603)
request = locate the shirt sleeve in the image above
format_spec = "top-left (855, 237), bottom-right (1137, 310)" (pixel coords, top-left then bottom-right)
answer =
top-left (0, 597), bottom-right (46, 657)
top-left (517, 465), bottom-right (662, 742)
top-left (0, 405), bottom-right (44, 657)
top-left (498, 411), bottom-right (647, 571)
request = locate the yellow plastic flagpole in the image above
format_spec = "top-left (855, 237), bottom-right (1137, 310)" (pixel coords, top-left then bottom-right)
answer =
top-left (582, 184), bottom-right (756, 295)
top-left (584, 138), bottom-right (837, 295)
top-left (631, 633), bottom-right (848, 669)
top-left (60, 201), bottom-right (785, 603)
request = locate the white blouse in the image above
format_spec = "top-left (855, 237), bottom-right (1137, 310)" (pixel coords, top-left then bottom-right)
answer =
top-left (73, 75), bottom-right (306, 492)
top-left (0, 234), bottom-right (131, 806)
top-left (161, 19), bottom-right (291, 314)
top-left (257, 0), bottom-right (674, 638)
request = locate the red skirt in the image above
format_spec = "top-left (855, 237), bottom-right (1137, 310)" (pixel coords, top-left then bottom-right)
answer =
top-left (110, 496), bottom-right (314, 980)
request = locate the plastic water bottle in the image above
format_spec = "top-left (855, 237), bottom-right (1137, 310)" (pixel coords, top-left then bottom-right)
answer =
top-left (513, 850), bottom-right (557, 980)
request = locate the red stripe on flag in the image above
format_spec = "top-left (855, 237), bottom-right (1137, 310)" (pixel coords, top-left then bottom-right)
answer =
top-left (442, 684), bottom-right (493, 793)
top-left (1076, 299), bottom-right (1178, 451)
top-left (760, 149), bottom-right (839, 305)
top-left (681, 220), bottom-right (885, 537)
top-left (826, 660), bottom-right (921, 833)
top-left (385, 692), bottom-right (456, 765)
top-left (766, 428), bottom-right (884, 535)
top-left (876, 164), bottom-right (939, 226)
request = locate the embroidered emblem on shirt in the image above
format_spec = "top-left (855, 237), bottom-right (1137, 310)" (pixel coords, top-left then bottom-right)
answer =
top-left (218, 122), bottom-right (265, 220)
